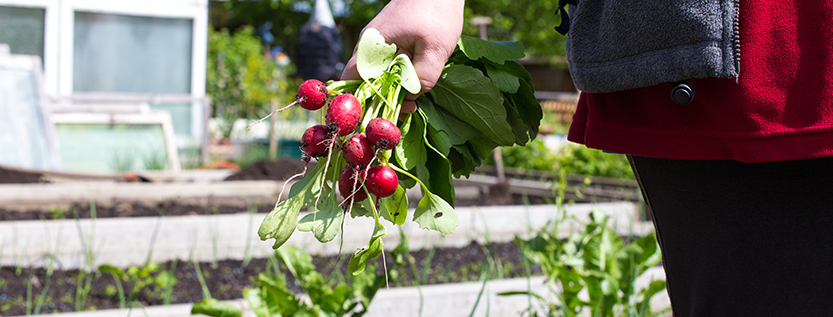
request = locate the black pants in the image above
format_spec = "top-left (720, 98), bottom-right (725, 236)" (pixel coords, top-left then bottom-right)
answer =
top-left (629, 155), bottom-right (833, 317)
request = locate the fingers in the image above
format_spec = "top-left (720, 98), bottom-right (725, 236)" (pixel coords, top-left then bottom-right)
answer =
top-left (411, 44), bottom-right (451, 96)
top-left (401, 99), bottom-right (417, 114)
top-left (340, 56), bottom-right (359, 81)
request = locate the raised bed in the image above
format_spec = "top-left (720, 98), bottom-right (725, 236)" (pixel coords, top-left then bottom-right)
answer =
top-left (0, 165), bottom-right (660, 317)
top-left (0, 203), bottom-right (647, 270)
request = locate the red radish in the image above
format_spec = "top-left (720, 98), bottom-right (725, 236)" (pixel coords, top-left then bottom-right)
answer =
top-left (339, 166), bottom-right (367, 202)
top-left (365, 165), bottom-right (398, 197)
top-left (247, 80), bottom-right (329, 130)
top-left (296, 79), bottom-right (329, 110)
top-left (326, 93), bottom-right (362, 137)
top-left (366, 118), bottom-right (401, 150)
top-left (342, 133), bottom-right (374, 168)
top-left (300, 125), bottom-right (331, 158)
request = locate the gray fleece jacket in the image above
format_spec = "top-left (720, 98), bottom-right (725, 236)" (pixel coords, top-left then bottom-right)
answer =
top-left (566, 0), bottom-right (740, 93)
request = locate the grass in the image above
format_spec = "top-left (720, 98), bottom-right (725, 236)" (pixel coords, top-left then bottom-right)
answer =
top-left (142, 149), bottom-right (168, 171)
top-left (109, 150), bottom-right (137, 172)
top-left (71, 200), bottom-right (101, 312)
top-left (32, 220), bottom-right (62, 315)
top-left (242, 201), bottom-right (260, 267)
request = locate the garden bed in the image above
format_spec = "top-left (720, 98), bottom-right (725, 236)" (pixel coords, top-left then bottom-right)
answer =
top-left (0, 159), bottom-right (654, 316)
top-left (0, 240), bottom-right (535, 316)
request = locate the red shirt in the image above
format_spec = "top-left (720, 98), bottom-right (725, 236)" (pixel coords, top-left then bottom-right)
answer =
top-left (567, 0), bottom-right (833, 163)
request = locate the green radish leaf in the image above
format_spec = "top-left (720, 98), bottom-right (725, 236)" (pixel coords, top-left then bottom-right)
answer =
top-left (415, 153), bottom-right (431, 199)
top-left (297, 193), bottom-right (344, 243)
top-left (413, 190), bottom-right (458, 237)
top-left (288, 161), bottom-right (325, 206)
top-left (448, 145), bottom-right (479, 178)
top-left (504, 97), bottom-right (531, 145)
top-left (98, 264), bottom-right (126, 279)
top-left (457, 35), bottom-right (525, 65)
top-left (418, 109), bottom-right (455, 207)
top-left (258, 194), bottom-right (304, 249)
top-left (399, 174), bottom-right (417, 189)
top-left (392, 53), bottom-right (421, 94)
top-left (357, 28), bottom-right (398, 81)
top-left (368, 72), bottom-right (397, 111)
top-left (348, 222), bottom-right (387, 275)
top-left (484, 61), bottom-right (521, 93)
top-left (425, 148), bottom-right (455, 208)
top-left (381, 185), bottom-right (408, 225)
top-left (430, 65), bottom-right (514, 146)
top-left (395, 114), bottom-right (426, 171)
top-left (190, 298), bottom-right (243, 317)
top-left (425, 123), bottom-right (452, 156)
top-left (417, 97), bottom-right (479, 146)
top-left (506, 78), bottom-right (543, 140)
top-left (468, 136), bottom-right (500, 160)
top-left (348, 199), bottom-right (373, 218)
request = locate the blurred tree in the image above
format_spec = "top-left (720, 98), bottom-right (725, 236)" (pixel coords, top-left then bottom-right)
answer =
top-left (210, 0), bottom-right (567, 66)
top-left (207, 26), bottom-right (300, 138)
top-left (463, 0), bottom-right (567, 65)
top-left (210, 0), bottom-right (391, 64)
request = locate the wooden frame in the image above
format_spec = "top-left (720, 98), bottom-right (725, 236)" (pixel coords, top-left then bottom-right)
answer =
top-left (50, 111), bottom-right (182, 172)
top-left (0, 0), bottom-right (208, 154)
top-left (0, 53), bottom-right (62, 170)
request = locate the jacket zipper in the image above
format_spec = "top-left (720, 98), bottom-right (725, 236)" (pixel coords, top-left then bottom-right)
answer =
top-left (733, 0), bottom-right (741, 75)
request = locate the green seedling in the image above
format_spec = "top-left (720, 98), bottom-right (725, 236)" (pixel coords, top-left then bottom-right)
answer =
top-left (502, 210), bottom-right (666, 317)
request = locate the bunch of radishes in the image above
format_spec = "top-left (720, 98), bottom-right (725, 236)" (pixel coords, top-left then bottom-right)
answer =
top-left (257, 29), bottom-right (470, 276)
top-left (284, 78), bottom-right (403, 210)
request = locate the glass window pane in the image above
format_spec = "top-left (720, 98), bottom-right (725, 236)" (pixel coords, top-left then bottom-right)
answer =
top-left (0, 6), bottom-right (46, 61)
top-left (55, 123), bottom-right (170, 172)
top-left (150, 103), bottom-right (191, 135)
top-left (73, 12), bottom-right (193, 94)
top-left (0, 68), bottom-right (51, 169)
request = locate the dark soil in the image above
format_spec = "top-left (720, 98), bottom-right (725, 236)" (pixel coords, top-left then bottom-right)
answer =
top-left (0, 167), bottom-right (45, 184)
top-left (0, 201), bottom-right (275, 221)
top-left (0, 241), bottom-right (540, 316)
top-left (0, 159), bottom-right (568, 221)
top-left (0, 191), bottom-right (548, 221)
top-left (224, 159), bottom-right (311, 181)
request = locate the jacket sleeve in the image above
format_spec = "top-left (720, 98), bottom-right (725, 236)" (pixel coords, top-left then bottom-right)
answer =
top-left (565, 0), bottom-right (740, 93)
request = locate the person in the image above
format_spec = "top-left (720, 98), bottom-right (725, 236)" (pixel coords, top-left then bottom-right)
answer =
top-left (341, 0), bottom-right (833, 316)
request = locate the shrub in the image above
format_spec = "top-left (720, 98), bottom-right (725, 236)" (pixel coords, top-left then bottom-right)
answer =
top-left (492, 140), bottom-right (635, 180)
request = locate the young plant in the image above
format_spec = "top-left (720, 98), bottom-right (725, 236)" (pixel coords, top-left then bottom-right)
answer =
top-left (191, 237), bottom-right (412, 317)
top-left (502, 210), bottom-right (666, 317)
top-left (97, 208), bottom-right (178, 308)
top-left (72, 201), bottom-right (101, 312)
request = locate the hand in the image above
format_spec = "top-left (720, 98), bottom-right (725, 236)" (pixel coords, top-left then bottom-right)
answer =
top-left (340, 0), bottom-right (465, 113)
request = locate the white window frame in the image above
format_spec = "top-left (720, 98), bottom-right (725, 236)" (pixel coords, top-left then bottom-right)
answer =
top-left (0, 0), bottom-right (208, 149)
top-left (0, 0), bottom-right (60, 96)
top-left (58, 0), bottom-right (208, 148)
